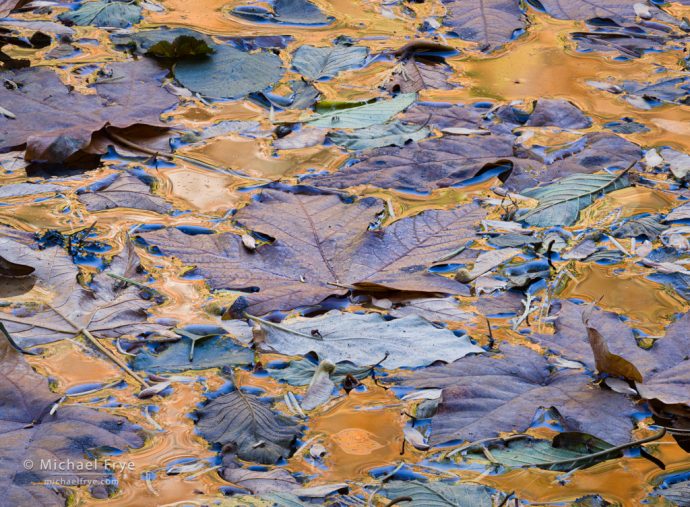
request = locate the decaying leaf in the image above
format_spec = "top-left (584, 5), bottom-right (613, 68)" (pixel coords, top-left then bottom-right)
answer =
top-left (397, 344), bottom-right (638, 445)
top-left (306, 93), bottom-right (416, 128)
top-left (519, 171), bottom-right (631, 227)
top-left (58, 0), bottom-right (142, 28)
top-left (140, 190), bottom-right (486, 314)
top-left (0, 60), bottom-right (177, 163)
top-left (196, 388), bottom-right (301, 464)
top-left (0, 332), bottom-right (143, 506)
top-left (256, 310), bottom-right (483, 368)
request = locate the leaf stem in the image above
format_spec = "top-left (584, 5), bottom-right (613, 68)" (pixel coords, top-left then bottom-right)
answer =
top-left (244, 313), bottom-right (323, 340)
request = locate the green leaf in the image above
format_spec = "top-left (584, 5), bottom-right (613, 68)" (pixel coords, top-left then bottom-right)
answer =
top-left (328, 121), bottom-right (430, 150)
top-left (381, 481), bottom-right (498, 507)
top-left (58, 0), bottom-right (142, 28)
top-left (520, 171), bottom-right (631, 227)
top-left (174, 45), bottom-right (284, 99)
top-left (306, 93), bottom-right (417, 129)
top-left (292, 45), bottom-right (368, 80)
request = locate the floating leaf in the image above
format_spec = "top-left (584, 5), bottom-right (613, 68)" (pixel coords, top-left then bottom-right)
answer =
top-left (384, 56), bottom-right (453, 93)
top-left (327, 121), bottom-right (430, 150)
top-left (58, 0), bottom-right (142, 28)
top-left (77, 172), bottom-right (172, 213)
top-left (0, 60), bottom-right (177, 163)
top-left (397, 344), bottom-right (638, 445)
top-left (256, 310), bottom-right (483, 368)
top-left (305, 133), bottom-right (518, 191)
top-left (292, 44), bottom-right (368, 80)
top-left (196, 388), bottom-right (301, 464)
top-left (267, 356), bottom-right (373, 386)
top-left (232, 0), bottom-right (331, 26)
top-left (526, 99), bottom-right (592, 129)
top-left (441, 0), bottom-right (525, 50)
top-left (520, 171), bottom-right (631, 227)
top-left (140, 190), bottom-right (485, 314)
top-left (382, 481), bottom-right (498, 507)
top-left (0, 332), bottom-right (143, 506)
top-left (536, 0), bottom-right (644, 21)
top-left (174, 45), bottom-right (284, 99)
top-left (306, 93), bottom-right (416, 129)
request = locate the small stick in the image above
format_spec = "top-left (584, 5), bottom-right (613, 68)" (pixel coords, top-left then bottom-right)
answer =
top-left (244, 313), bottom-right (322, 340)
top-left (48, 303), bottom-right (150, 387)
top-left (106, 129), bottom-right (271, 183)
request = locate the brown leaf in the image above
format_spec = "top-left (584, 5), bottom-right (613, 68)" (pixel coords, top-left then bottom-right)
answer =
top-left (0, 332), bottom-right (143, 506)
top-left (140, 190), bottom-right (485, 314)
top-left (0, 60), bottom-right (177, 163)
top-left (396, 344), bottom-right (639, 445)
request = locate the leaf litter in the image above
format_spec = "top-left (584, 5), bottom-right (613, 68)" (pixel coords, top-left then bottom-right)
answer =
top-left (1, 0), bottom-right (690, 506)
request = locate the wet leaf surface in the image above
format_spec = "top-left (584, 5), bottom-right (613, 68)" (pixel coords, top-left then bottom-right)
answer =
top-left (142, 191), bottom-right (485, 314)
top-left (0, 332), bottom-right (143, 506)
top-left (196, 388), bottom-right (301, 464)
top-left (3, 0), bottom-right (690, 504)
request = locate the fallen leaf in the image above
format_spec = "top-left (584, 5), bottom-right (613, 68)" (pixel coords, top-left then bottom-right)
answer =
top-left (519, 171), bottom-right (631, 227)
top-left (382, 481), bottom-right (498, 507)
top-left (196, 388), bottom-right (301, 464)
top-left (304, 133), bottom-right (518, 191)
top-left (231, 0), bottom-right (331, 25)
top-left (58, 0), bottom-right (142, 28)
top-left (267, 356), bottom-right (373, 386)
top-left (221, 466), bottom-right (298, 494)
top-left (256, 310), bottom-right (483, 368)
top-left (384, 56), bottom-right (453, 93)
top-left (77, 172), bottom-right (172, 213)
top-left (397, 344), bottom-right (638, 445)
top-left (174, 45), bottom-right (284, 99)
top-left (526, 99), bottom-right (592, 130)
top-left (0, 60), bottom-right (177, 163)
top-left (306, 93), bottom-right (416, 129)
top-left (441, 0), bottom-right (525, 50)
top-left (327, 121), bottom-right (430, 151)
top-left (291, 44), bottom-right (368, 80)
top-left (140, 190), bottom-right (486, 314)
top-left (0, 332), bottom-right (143, 506)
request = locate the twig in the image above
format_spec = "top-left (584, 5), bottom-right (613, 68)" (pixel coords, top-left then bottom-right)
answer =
top-left (368, 462), bottom-right (405, 507)
top-left (105, 129), bottom-right (271, 183)
top-left (244, 313), bottom-right (323, 340)
top-left (384, 497), bottom-right (412, 507)
top-left (47, 303), bottom-right (150, 387)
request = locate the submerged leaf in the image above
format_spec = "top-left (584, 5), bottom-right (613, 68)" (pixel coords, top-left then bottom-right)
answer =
top-left (520, 171), bottom-right (631, 227)
top-left (267, 357), bottom-right (373, 386)
top-left (174, 45), bottom-right (284, 99)
top-left (196, 389), bottom-right (301, 464)
top-left (0, 332), bottom-right (143, 506)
